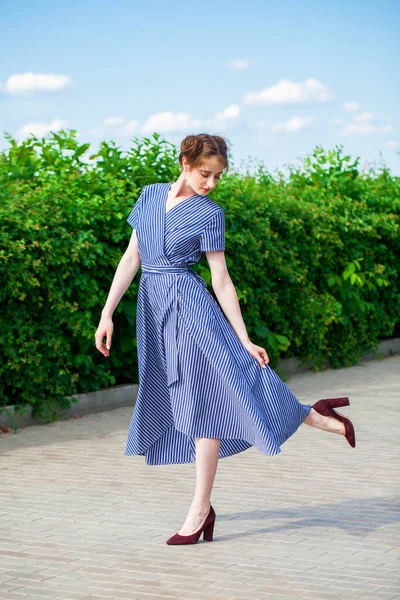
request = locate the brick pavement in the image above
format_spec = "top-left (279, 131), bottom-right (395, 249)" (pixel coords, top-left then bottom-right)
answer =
top-left (0, 355), bottom-right (399, 600)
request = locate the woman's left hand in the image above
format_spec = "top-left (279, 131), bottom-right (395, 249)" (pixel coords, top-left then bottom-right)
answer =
top-left (241, 340), bottom-right (270, 368)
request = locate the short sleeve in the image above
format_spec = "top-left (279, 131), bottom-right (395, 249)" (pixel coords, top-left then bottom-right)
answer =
top-left (127, 186), bottom-right (147, 229)
top-left (199, 209), bottom-right (225, 252)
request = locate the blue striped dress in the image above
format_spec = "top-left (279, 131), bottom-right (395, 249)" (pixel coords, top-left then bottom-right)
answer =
top-left (123, 182), bottom-right (312, 465)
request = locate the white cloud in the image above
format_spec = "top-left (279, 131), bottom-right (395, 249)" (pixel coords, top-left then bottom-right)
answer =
top-left (215, 104), bottom-right (240, 120)
top-left (329, 109), bottom-right (394, 136)
top-left (16, 119), bottom-right (68, 139)
top-left (385, 140), bottom-right (399, 149)
top-left (121, 119), bottom-right (140, 134)
top-left (339, 115), bottom-right (394, 136)
top-left (141, 111), bottom-right (201, 133)
top-left (340, 123), bottom-right (393, 135)
top-left (204, 104), bottom-right (240, 131)
top-left (5, 73), bottom-right (71, 94)
top-left (243, 78), bottom-right (332, 106)
top-left (271, 116), bottom-right (314, 132)
top-left (354, 111), bottom-right (374, 122)
top-left (91, 104), bottom-right (239, 138)
top-left (103, 117), bottom-right (125, 126)
top-left (87, 117), bottom-right (140, 137)
top-left (344, 101), bottom-right (360, 112)
top-left (229, 59), bottom-right (249, 70)
top-left (329, 117), bottom-right (345, 126)
top-left (103, 116), bottom-right (139, 135)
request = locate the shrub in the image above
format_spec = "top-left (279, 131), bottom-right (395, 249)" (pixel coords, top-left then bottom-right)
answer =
top-left (0, 131), bottom-right (398, 421)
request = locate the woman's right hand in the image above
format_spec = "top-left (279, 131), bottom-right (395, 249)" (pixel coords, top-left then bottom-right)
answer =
top-left (95, 316), bottom-right (114, 357)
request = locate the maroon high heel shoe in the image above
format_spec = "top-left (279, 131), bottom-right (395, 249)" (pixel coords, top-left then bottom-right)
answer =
top-left (166, 504), bottom-right (216, 545)
top-left (312, 397), bottom-right (356, 448)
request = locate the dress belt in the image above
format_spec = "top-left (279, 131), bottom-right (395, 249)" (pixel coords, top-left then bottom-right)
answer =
top-left (141, 264), bottom-right (189, 274)
top-left (140, 263), bottom-right (205, 386)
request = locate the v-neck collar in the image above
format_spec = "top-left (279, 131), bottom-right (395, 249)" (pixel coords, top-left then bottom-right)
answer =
top-left (164, 181), bottom-right (201, 216)
top-left (161, 182), bottom-right (203, 260)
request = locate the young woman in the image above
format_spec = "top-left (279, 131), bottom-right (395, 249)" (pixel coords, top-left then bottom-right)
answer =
top-left (95, 133), bottom-right (355, 546)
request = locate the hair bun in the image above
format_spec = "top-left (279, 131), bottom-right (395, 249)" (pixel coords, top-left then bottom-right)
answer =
top-left (179, 133), bottom-right (229, 171)
top-left (181, 135), bottom-right (203, 157)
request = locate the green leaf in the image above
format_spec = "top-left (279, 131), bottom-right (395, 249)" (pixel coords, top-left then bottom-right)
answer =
top-left (74, 143), bottom-right (91, 159)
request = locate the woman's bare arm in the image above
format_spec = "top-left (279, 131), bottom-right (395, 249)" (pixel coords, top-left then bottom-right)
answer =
top-left (206, 251), bottom-right (250, 343)
top-left (95, 229), bottom-right (141, 356)
top-left (206, 250), bottom-right (269, 367)
top-left (101, 229), bottom-right (141, 318)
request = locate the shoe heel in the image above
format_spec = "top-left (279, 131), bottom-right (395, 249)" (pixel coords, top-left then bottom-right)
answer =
top-left (331, 397), bottom-right (350, 407)
top-left (321, 396), bottom-right (350, 408)
top-left (203, 518), bottom-right (215, 541)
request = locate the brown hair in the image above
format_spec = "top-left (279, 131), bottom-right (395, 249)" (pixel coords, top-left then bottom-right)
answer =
top-left (179, 133), bottom-right (229, 171)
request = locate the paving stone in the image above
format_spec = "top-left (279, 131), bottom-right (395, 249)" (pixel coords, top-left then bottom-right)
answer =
top-left (0, 355), bottom-right (399, 600)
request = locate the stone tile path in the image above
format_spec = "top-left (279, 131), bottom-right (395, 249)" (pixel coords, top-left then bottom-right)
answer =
top-left (0, 355), bottom-right (399, 600)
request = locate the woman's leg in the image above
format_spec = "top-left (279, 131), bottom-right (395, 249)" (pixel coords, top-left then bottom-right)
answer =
top-left (303, 407), bottom-right (345, 434)
top-left (178, 437), bottom-right (220, 536)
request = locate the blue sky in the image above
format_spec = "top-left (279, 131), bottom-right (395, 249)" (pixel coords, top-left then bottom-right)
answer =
top-left (1, 0), bottom-right (399, 175)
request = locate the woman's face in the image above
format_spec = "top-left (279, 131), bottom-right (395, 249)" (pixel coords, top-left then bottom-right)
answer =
top-left (184, 157), bottom-right (224, 195)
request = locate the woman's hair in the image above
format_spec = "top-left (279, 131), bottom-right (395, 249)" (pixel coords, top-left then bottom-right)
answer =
top-left (179, 133), bottom-right (229, 171)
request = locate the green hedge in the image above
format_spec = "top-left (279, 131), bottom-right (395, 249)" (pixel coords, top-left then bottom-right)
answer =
top-left (1, 131), bottom-right (399, 422)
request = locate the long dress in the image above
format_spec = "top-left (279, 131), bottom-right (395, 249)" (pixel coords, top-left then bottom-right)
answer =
top-left (123, 182), bottom-right (312, 466)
